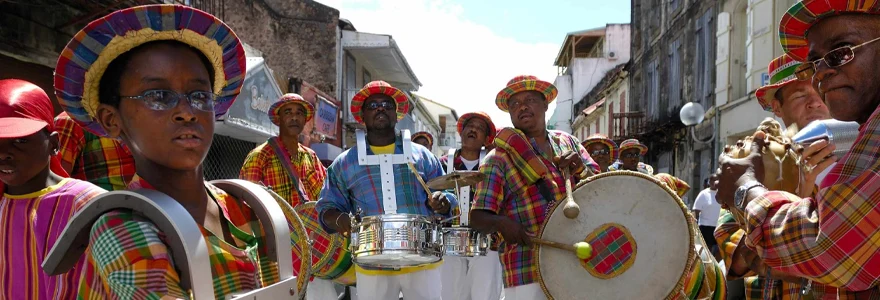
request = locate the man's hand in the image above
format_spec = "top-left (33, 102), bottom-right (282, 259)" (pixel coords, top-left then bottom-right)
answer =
top-left (323, 210), bottom-right (352, 236)
top-left (797, 139), bottom-right (837, 198)
top-left (715, 131), bottom-right (767, 209)
top-left (427, 191), bottom-right (451, 214)
top-left (496, 217), bottom-right (532, 246)
top-left (554, 151), bottom-right (585, 174)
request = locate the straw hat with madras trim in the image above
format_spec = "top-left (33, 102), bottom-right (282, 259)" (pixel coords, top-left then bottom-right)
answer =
top-left (269, 93), bottom-right (314, 125)
top-left (54, 4), bottom-right (246, 137)
top-left (779, 0), bottom-right (880, 61)
top-left (411, 131), bottom-right (434, 146)
top-left (495, 75), bottom-right (558, 112)
top-left (755, 55), bottom-right (804, 112)
top-left (618, 139), bottom-right (648, 156)
top-left (350, 80), bottom-right (410, 124)
top-left (583, 133), bottom-right (619, 160)
top-left (457, 112), bottom-right (497, 146)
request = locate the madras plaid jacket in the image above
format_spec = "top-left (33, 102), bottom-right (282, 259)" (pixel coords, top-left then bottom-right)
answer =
top-left (55, 112), bottom-right (135, 191)
top-left (239, 138), bottom-right (326, 206)
top-left (742, 107), bottom-right (880, 292)
top-left (315, 135), bottom-right (457, 233)
top-left (472, 129), bottom-right (598, 288)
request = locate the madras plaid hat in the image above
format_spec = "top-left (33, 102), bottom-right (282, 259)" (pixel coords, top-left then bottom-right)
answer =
top-left (0, 79), bottom-right (55, 138)
top-left (582, 133), bottom-right (619, 159)
top-left (755, 55), bottom-right (804, 111)
top-left (618, 139), bottom-right (648, 156)
top-left (457, 112), bottom-right (497, 146)
top-left (54, 4), bottom-right (246, 137)
top-left (654, 173), bottom-right (691, 198)
top-left (779, 0), bottom-right (880, 61)
top-left (411, 131), bottom-right (434, 146)
top-left (269, 93), bottom-right (314, 125)
top-left (350, 80), bottom-right (410, 124)
top-left (495, 75), bottom-right (558, 112)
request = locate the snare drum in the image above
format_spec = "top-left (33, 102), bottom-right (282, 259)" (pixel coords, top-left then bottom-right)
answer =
top-left (442, 226), bottom-right (489, 257)
top-left (350, 214), bottom-right (443, 268)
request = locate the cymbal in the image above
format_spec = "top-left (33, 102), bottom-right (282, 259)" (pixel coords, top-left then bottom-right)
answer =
top-left (426, 171), bottom-right (486, 190)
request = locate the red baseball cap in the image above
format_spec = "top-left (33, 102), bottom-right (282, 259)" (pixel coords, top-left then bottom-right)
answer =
top-left (0, 79), bottom-right (54, 139)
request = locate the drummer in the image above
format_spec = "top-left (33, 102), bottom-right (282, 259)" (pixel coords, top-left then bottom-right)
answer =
top-left (470, 75), bottom-right (599, 299)
top-left (608, 138), bottom-right (654, 174)
top-left (437, 111), bottom-right (503, 300)
top-left (316, 80), bottom-right (456, 300)
top-left (53, 5), bottom-right (306, 298)
top-left (412, 131), bottom-right (435, 151)
top-left (581, 133), bottom-right (618, 173)
top-left (238, 93), bottom-right (336, 299)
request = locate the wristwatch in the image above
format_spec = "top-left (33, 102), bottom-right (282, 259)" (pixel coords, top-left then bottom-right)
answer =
top-left (734, 180), bottom-right (764, 210)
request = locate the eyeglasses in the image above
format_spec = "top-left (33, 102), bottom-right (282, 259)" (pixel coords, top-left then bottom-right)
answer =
top-left (589, 149), bottom-right (610, 156)
top-left (621, 153), bottom-right (641, 158)
top-left (366, 101), bottom-right (395, 111)
top-left (120, 90), bottom-right (216, 112)
top-left (794, 36), bottom-right (880, 81)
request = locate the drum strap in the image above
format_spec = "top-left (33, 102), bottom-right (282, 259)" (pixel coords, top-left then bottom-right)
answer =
top-left (267, 137), bottom-right (309, 202)
top-left (356, 129), bottom-right (413, 214)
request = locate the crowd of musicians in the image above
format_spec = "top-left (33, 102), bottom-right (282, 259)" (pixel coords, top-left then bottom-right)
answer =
top-left (1, 0), bottom-right (880, 299)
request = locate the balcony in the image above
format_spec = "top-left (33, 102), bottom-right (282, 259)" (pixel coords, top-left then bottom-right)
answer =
top-left (611, 112), bottom-right (646, 141)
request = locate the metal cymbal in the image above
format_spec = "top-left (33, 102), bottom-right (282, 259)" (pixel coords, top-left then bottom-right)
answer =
top-left (426, 171), bottom-right (486, 190)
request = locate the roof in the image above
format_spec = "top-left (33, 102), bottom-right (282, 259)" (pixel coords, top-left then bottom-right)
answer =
top-left (553, 26), bottom-right (606, 67)
top-left (414, 94), bottom-right (459, 121)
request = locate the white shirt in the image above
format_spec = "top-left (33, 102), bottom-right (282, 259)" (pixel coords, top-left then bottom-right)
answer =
top-left (461, 157), bottom-right (480, 171)
top-left (692, 188), bottom-right (721, 227)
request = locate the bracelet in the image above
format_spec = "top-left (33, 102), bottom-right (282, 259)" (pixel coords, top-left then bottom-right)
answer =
top-left (334, 213), bottom-right (345, 228)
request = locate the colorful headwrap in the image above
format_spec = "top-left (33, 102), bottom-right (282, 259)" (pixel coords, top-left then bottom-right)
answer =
top-left (350, 80), bottom-right (410, 124)
top-left (269, 93), bottom-right (314, 125)
top-left (495, 75), bottom-right (558, 112)
top-left (54, 4), bottom-right (246, 137)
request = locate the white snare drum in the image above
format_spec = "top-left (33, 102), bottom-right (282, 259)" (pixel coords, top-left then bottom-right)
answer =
top-left (442, 227), bottom-right (489, 257)
top-left (350, 214), bottom-right (443, 268)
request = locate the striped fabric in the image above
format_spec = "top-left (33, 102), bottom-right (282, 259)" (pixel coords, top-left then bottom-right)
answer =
top-left (0, 178), bottom-right (104, 299)
top-left (779, 0), bottom-right (880, 61)
top-left (494, 75), bottom-right (558, 112)
top-left (472, 129), bottom-right (597, 288)
top-left (77, 175), bottom-right (283, 299)
top-left (349, 81), bottom-right (409, 124)
top-left (55, 112), bottom-right (135, 191)
top-left (54, 4), bottom-right (246, 137)
top-left (742, 106), bottom-right (880, 293)
top-left (239, 138), bottom-right (326, 205)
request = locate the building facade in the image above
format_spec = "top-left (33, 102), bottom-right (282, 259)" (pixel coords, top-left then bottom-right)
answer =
top-left (418, 96), bottom-right (460, 156)
top-left (571, 64), bottom-right (640, 145)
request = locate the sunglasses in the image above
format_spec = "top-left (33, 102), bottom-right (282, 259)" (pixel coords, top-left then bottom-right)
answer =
top-left (120, 90), bottom-right (216, 112)
top-left (795, 36), bottom-right (880, 81)
top-left (621, 153), bottom-right (641, 158)
top-left (589, 149), bottom-right (610, 156)
top-left (366, 101), bottom-right (395, 110)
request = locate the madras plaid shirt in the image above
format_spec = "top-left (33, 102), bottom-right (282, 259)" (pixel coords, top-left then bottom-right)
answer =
top-left (239, 138), bottom-right (327, 206)
top-left (55, 112), bottom-right (135, 191)
top-left (741, 107), bottom-right (880, 293)
top-left (316, 135), bottom-right (457, 233)
top-left (77, 175), bottom-right (282, 299)
top-left (472, 130), bottom-right (598, 288)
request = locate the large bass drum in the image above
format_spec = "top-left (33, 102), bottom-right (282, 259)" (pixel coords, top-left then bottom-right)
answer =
top-left (537, 172), bottom-right (699, 299)
top-left (293, 201), bottom-right (356, 286)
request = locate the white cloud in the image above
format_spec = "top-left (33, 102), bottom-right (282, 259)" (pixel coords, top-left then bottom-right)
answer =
top-left (315, 0), bottom-right (560, 128)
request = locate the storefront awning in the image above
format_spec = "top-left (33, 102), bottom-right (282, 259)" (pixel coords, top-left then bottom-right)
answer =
top-left (215, 57), bottom-right (282, 143)
top-left (582, 98), bottom-right (606, 117)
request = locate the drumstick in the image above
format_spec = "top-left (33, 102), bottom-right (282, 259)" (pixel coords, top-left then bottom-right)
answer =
top-left (531, 237), bottom-right (593, 259)
top-left (407, 162), bottom-right (434, 198)
top-left (562, 168), bottom-right (580, 219)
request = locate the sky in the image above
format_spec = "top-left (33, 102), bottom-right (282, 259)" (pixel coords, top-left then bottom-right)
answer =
top-left (314, 0), bottom-right (631, 127)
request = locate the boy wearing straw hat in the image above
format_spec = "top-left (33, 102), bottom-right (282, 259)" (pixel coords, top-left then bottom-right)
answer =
top-left (239, 93), bottom-right (335, 300)
top-left (716, 0), bottom-right (880, 296)
top-left (608, 139), bottom-right (653, 174)
top-left (438, 111), bottom-right (503, 300)
top-left (470, 75), bottom-right (599, 299)
top-left (316, 80), bottom-right (456, 300)
top-left (0, 79), bottom-right (105, 299)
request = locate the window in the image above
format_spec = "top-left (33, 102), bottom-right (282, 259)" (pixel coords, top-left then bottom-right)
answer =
top-left (668, 38), bottom-right (683, 113)
top-left (695, 9), bottom-right (715, 107)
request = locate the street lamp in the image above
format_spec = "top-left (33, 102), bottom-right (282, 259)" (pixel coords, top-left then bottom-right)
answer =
top-left (679, 102), bottom-right (715, 143)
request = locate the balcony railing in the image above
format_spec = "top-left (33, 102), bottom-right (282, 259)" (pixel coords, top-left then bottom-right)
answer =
top-left (611, 112), bottom-right (646, 141)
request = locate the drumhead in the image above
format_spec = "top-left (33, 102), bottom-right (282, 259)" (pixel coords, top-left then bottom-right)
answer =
top-left (537, 172), bottom-right (695, 300)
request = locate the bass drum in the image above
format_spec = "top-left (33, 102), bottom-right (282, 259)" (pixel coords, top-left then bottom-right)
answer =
top-left (293, 201), bottom-right (356, 286)
top-left (537, 172), bottom-right (698, 300)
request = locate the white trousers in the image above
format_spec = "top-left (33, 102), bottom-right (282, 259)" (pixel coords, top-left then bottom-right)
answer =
top-left (440, 251), bottom-right (504, 300)
top-left (306, 278), bottom-right (338, 300)
top-left (355, 268), bottom-right (442, 300)
top-left (503, 283), bottom-right (546, 300)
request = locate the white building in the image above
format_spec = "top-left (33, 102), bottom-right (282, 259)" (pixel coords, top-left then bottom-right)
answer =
top-left (549, 24), bottom-right (631, 133)
top-left (417, 96), bottom-right (460, 156)
top-left (570, 64), bottom-right (636, 143)
top-left (714, 0), bottom-right (799, 147)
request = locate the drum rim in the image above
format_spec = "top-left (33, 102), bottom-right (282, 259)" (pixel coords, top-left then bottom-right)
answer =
top-left (535, 171), bottom-right (697, 300)
top-left (443, 229), bottom-right (490, 257)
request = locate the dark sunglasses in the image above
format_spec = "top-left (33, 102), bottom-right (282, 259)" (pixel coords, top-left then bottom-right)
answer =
top-left (794, 36), bottom-right (880, 81)
top-left (589, 149), bottom-right (610, 156)
top-left (366, 101), bottom-right (395, 110)
top-left (120, 89), bottom-right (216, 112)
top-left (621, 153), bottom-right (641, 158)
